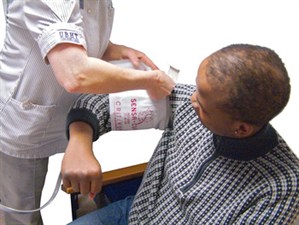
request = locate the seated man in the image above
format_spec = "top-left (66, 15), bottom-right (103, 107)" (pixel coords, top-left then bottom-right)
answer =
top-left (63, 44), bottom-right (299, 225)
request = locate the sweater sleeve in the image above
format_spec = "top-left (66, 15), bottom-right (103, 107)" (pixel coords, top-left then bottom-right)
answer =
top-left (66, 94), bottom-right (110, 142)
top-left (66, 83), bottom-right (197, 141)
top-left (168, 83), bottom-right (196, 127)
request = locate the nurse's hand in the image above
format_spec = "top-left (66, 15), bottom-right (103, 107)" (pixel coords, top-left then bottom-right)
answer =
top-left (102, 41), bottom-right (159, 70)
top-left (146, 70), bottom-right (175, 100)
top-left (61, 122), bottom-right (102, 199)
top-left (102, 42), bottom-right (175, 99)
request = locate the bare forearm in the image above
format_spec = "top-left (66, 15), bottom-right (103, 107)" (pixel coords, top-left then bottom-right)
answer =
top-left (47, 44), bottom-right (173, 98)
top-left (67, 56), bottom-right (158, 94)
top-left (62, 121), bottom-right (102, 196)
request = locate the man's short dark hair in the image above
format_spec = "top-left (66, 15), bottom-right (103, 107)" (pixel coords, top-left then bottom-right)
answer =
top-left (205, 44), bottom-right (290, 126)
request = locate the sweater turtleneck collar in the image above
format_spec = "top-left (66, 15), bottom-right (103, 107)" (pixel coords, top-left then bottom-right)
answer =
top-left (213, 124), bottom-right (278, 161)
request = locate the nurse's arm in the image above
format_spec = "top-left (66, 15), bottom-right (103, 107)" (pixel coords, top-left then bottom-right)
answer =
top-left (46, 43), bottom-right (174, 100)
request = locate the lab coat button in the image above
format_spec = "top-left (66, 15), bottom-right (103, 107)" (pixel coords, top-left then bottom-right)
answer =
top-left (21, 101), bottom-right (33, 110)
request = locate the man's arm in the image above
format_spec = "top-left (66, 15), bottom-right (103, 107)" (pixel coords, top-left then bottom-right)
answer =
top-left (62, 84), bottom-right (196, 197)
top-left (62, 122), bottom-right (101, 199)
top-left (62, 93), bottom-right (110, 198)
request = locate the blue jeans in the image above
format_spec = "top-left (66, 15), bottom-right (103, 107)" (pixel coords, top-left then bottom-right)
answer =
top-left (68, 195), bottom-right (134, 225)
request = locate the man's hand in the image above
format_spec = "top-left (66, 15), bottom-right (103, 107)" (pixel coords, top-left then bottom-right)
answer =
top-left (61, 122), bottom-right (102, 199)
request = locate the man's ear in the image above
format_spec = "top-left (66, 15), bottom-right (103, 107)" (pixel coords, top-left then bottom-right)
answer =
top-left (233, 122), bottom-right (258, 138)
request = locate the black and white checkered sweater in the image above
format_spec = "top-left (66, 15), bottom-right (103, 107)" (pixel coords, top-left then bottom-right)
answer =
top-left (67, 84), bottom-right (299, 225)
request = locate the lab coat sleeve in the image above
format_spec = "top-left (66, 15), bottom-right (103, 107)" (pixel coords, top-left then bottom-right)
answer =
top-left (23, 0), bottom-right (86, 60)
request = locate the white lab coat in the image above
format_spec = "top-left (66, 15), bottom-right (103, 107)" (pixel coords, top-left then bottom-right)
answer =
top-left (0, 0), bottom-right (114, 158)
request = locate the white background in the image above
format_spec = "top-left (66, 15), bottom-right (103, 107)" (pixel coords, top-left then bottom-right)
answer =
top-left (0, 1), bottom-right (298, 224)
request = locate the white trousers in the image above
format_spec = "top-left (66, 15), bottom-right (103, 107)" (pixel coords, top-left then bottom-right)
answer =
top-left (0, 151), bottom-right (48, 225)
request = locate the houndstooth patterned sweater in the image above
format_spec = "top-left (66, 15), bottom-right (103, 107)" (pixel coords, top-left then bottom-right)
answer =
top-left (67, 84), bottom-right (299, 225)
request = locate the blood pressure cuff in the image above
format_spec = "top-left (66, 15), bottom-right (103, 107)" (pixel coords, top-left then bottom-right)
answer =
top-left (66, 59), bottom-right (177, 139)
top-left (109, 90), bottom-right (170, 131)
top-left (108, 60), bottom-right (171, 131)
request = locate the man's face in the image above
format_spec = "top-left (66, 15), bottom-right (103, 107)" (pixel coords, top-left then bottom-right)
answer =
top-left (190, 60), bottom-right (236, 137)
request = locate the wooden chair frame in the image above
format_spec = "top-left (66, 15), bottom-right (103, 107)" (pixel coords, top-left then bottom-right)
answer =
top-left (62, 163), bottom-right (147, 220)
